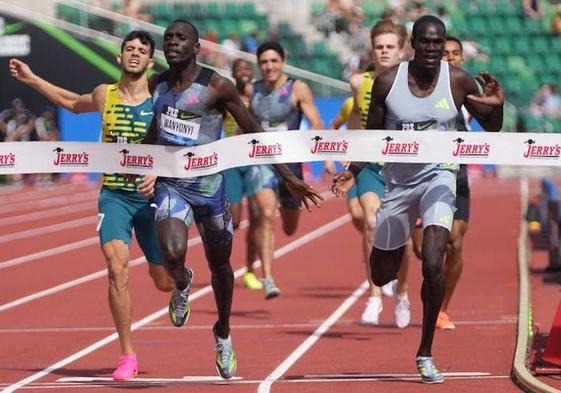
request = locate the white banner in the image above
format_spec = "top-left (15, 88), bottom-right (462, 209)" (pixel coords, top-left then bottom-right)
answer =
top-left (1, 130), bottom-right (560, 177)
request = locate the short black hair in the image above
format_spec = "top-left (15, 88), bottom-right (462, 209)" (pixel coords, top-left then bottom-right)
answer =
top-left (121, 30), bottom-right (155, 58)
top-left (170, 19), bottom-right (199, 42)
top-left (256, 41), bottom-right (285, 60)
top-left (446, 35), bottom-right (463, 53)
top-left (412, 15), bottom-right (446, 39)
top-left (232, 58), bottom-right (252, 74)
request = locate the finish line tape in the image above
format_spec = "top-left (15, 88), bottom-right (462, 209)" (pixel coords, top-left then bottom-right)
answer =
top-left (1, 130), bottom-right (559, 177)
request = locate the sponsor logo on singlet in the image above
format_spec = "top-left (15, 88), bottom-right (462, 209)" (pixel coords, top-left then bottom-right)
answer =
top-left (523, 139), bottom-right (561, 160)
top-left (310, 135), bottom-right (348, 155)
top-left (397, 119), bottom-right (437, 131)
top-left (52, 147), bottom-right (89, 167)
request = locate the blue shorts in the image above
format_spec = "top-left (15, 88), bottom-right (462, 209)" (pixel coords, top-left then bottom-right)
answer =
top-left (97, 187), bottom-right (163, 264)
top-left (155, 175), bottom-right (233, 248)
top-left (224, 165), bottom-right (278, 204)
top-left (347, 163), bottom-right (385, 200)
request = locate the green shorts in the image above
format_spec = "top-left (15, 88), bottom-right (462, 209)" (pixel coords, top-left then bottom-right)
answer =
top-left (347, 163), bottom-right (385, 200)
top-left (97, 186), bottom-right (163, 264)
top-left (224, 165), bottom-right (278, 204)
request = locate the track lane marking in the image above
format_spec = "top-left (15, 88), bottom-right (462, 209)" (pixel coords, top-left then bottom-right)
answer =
top-left (0, 213), bottom-right (349, 393)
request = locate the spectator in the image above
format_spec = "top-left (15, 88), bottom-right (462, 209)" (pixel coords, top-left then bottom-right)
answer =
top-left (121, 0), bottom-right (152, 23)
top-left (316, 0), bottom-right (347, 37)
top-left (461, 36), bottom-right (490, 62)
top-left (527, 84), bottom-right (561, 119)
top-left (552, 6), bottom-right (561, 36)
top-left (348, 6), bottom-right (369, 52)
top-left (522, 0), bottom-right (543, 19)
top-left (241, 31), bottom-right (260, 54)
top-left (35, 106), bottom-right (59, 142)
top-left (35, 106), bottom-right (60, 185)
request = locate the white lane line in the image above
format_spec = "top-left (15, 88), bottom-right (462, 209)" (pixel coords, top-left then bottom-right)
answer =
top-left (0, 213), bottom-right (349, 393)
top-left (0, 190), bottom-right (98, 214)
top-left (0, 374), bottom-right (513, 390)
top-left (0, 183), bottom-right (83, 201)
top-left (57, 376), bottom-right (242, 383)
top-left (0, 235), bottom-right (199, 313)
top-left (0, 238), bottom-right (99, 270)
top-left (0, 318), bottom-right (519, 334)
top-left (0, 202), bottom-right (95, 226)
top-left (257, 280), bottom-right (369, 393)
top-left (0, 217), bottom-right (96, 244)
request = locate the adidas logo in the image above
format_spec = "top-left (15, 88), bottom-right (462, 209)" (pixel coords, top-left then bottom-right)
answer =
top-left (434, 98), bottom-right (449, 110)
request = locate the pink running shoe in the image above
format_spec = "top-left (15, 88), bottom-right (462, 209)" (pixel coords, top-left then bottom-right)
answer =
top-left (112, 354), bottom-right (138, 380)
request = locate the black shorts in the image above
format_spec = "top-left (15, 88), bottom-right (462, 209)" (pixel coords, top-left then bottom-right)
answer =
top-left (278, 163), bottom-right (303, 211)
top-left (454, 173), bottom-right (470, 222)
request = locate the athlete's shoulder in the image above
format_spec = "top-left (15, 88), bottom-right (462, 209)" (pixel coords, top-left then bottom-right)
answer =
top-left (448, 63), bottom-right (478, 92)
top-left (374, 64), bottom-right (400, 93)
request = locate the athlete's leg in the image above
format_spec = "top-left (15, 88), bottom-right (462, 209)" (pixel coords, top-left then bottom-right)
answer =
top-left (411, 224), bottom-right (423, 260)
top-left (195, 200), bottom-right (234, 339)
top-left (441, 219), bottom-right (468, 312)
top-left (102, 239), bottom-right (134, 355)
top-left (97, 189), bottom-right (139, 364)
top-left (418, 225), bottom-right (449, 357)
top-left (359, 191), bottom-right (382, 298)
top-left (153, 182), bottom-right (194, 292)
top-left (280, 208), bottom-right (300, 235)
top-left (251, 188), bottom-right (277, 281)
top-left (279, 163), bottom-right (303, 236)
top-left (245, 198), bottom-right (259, 274)
top-left (134, 198), bottom-right (174, 292)
top-left (416, 170), bottom-right (456, 357)
top-left (224, 168), bottom-right (243, 230)
top-left (347, 196), bottom-right (364, 232)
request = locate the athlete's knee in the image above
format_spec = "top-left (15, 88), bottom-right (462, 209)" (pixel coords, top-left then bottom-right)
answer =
top-left (370, 248), bottom-right (402, 286)
top-left (107, 259), bottom-right (129, 289)
top-left (160, 239), bottom-right (187, 263)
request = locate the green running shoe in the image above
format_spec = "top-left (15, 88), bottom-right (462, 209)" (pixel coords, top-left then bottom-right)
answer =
top-left (213, 324), bottom-right (237, 379)
top-left (168, 267), bottom-right (193, 327)
top-left (416, 356), bottom-right (444, 384)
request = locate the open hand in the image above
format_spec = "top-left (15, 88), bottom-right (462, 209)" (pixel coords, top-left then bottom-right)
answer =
top-left (466, 72), bottom-right (504, 107)
top-left (330, 170), bottom-right (355, 197)
top-left (284, 177), bottom-right (323, 211)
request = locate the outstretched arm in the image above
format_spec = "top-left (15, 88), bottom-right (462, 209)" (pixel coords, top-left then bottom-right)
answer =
top-left (9, 58), bottom-right (104, 113)
top-left (215, 75), bottom-right (322, 210)
top-left (461, 71), bottom-right (504, 132)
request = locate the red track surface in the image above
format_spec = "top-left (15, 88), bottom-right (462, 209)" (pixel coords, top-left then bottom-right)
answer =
top-left (0, 179), bottom-right (526, 392)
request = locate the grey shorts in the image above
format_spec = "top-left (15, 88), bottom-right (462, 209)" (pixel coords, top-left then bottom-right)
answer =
top-left (374, 170), bottom-right (456, 250)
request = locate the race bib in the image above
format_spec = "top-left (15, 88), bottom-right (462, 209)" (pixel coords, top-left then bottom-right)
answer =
top-left (161, 105), bottom-right (201, 141)
top-left (397, 119), bottom-right (437, 131)
top-left (262, 120), bottom-right (288, 132)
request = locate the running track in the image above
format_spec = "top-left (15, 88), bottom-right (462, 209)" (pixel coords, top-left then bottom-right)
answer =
top-left (0, 179), bottom-right (527, 392)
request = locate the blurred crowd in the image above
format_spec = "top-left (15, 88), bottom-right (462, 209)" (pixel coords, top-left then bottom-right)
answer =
top-left (0, 98), bottom-right (59, 186)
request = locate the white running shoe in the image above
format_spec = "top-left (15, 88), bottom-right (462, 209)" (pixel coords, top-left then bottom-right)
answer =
top-left (394, 294), bottom-right (411, 328)
top-left (381, 279), bottom-right (397, 297)
top-left (361, 296), bottom-right (383, 325)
